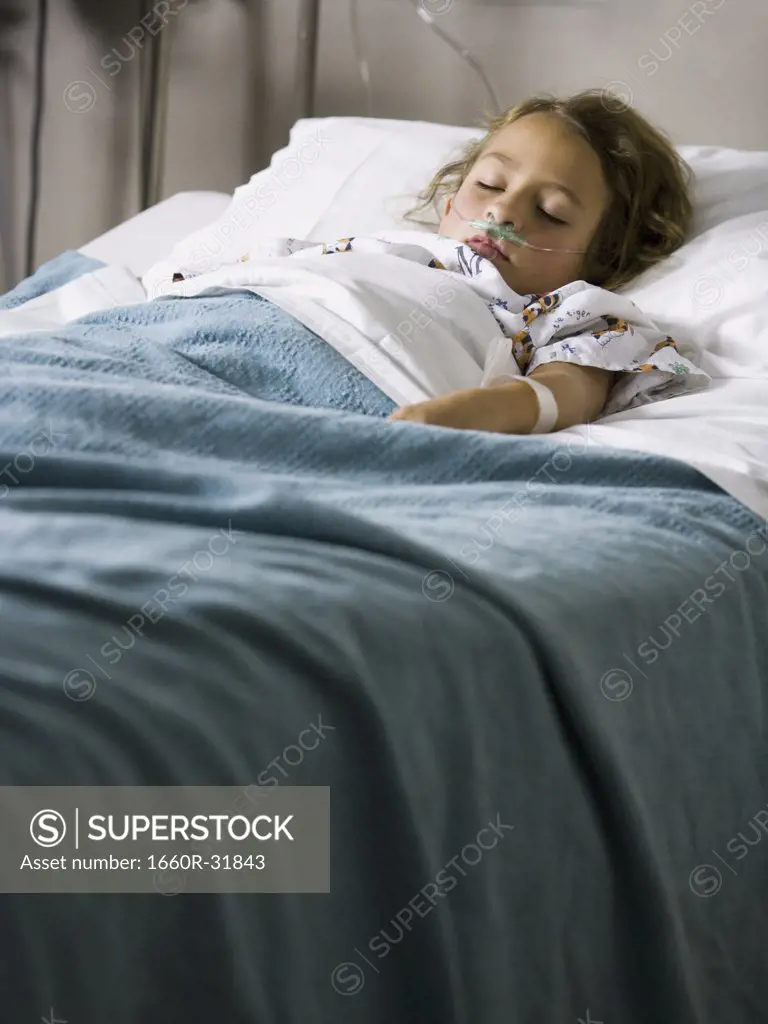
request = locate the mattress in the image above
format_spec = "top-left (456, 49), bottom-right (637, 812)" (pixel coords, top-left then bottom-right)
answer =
top-left (79, 191), bottom-right (231, 276)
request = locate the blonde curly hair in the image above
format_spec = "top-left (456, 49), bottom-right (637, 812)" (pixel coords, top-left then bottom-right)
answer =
top-left (408, 89), bottom-right (694, 292)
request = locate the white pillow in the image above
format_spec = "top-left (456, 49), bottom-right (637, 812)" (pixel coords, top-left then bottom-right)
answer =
top-left (159, 115), bottom-right (768, 271)
top-left (676, 145), bottom-right (768, 237)
top-left (153, 117), bottom-right (479, 282)
top-left (284, 118), bottom-right (768, 241)
top-left (217, 116), bottom-right (768, 237)
top-left (625, 210), bottom-right (768, 380)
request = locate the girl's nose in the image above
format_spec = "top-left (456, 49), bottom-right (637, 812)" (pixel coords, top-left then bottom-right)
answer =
top-left (485, 196), bottom-right (521, 231)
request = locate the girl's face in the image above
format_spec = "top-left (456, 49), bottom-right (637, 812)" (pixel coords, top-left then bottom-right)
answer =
top-left (439, 113), bottom-right (612, 296)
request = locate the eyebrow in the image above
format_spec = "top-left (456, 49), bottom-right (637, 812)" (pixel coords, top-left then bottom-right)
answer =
top-left (481, 151), bottom-right (585, 209)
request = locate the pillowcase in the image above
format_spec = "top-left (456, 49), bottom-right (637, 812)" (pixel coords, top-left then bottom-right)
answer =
top-left (627, 209), bottom-right (768, 380)
top-left (174, 114), bottom-right (768, 242)
top-left (284, 116), bottom-right (768, 240)
top-left (150, 117), bottom-right (469, 287)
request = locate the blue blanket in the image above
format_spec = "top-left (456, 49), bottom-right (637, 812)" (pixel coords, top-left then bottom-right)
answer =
top-left (0, 253), bottom-right (767, 1024)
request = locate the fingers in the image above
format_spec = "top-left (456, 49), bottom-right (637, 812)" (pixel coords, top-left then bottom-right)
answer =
top-left (389, 405), bottom-right (427, 424)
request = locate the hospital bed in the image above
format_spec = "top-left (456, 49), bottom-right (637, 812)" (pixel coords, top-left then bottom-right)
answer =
top-left (79, 190), bottom-right (232, 276)
top-left (1, 109), bottom-right (768, 1024)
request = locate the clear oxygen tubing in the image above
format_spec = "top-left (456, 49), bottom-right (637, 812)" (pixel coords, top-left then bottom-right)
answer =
top-left (450, 198), bottom-right (589, 255)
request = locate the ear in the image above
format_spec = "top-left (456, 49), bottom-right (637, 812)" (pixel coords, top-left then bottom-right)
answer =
top-left (444, 196), bottom-right (453, 216)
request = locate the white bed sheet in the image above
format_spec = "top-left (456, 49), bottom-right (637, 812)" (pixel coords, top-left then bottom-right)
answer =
top-left (79, 192), bottom-right (231, 276)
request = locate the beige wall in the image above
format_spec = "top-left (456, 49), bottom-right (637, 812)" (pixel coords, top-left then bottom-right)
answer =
top-left (2, 0), bottom-right (767, 287)
top-left (307, 0), bottom-right (767, 145)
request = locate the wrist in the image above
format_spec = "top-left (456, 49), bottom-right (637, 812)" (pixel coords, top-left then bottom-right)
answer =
top-left (475, 381), bottom-right (541, 434)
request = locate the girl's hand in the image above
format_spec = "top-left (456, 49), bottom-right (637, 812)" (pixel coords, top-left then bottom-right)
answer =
top-left (389, 395), bottom-right (466, 428)
top-left (388, 385), bottom-right (538, 433)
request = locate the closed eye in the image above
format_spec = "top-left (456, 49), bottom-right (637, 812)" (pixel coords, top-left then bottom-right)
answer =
top-left (539, 208), bottom-right (567, 225)
top-left (476, 184), bottom-right (567, 224)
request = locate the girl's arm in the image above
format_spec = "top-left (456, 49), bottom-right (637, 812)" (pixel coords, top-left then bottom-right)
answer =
top-left (389, 363), bottom-right (615, 433)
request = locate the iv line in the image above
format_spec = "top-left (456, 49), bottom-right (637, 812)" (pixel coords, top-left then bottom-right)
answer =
top-left (402, 0), bottom-right (502, 114)
top-left (347, 0), bottom-right (502, 117)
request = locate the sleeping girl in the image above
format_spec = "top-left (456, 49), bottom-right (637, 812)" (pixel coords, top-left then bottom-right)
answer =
top-left (145, 89), bottom-right (709, 435)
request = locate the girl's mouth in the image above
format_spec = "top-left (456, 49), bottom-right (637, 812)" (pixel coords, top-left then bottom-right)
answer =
top-left (466, 234), bottom-right (509, 262)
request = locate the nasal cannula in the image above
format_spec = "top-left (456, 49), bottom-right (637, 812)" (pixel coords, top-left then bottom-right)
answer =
top-left (450, 202), bottom-right (589, 255)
